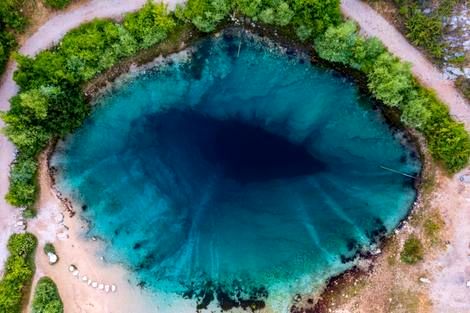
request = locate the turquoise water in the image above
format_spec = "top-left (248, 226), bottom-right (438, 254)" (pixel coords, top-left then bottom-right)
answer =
top-left (52, 31), bottom-right (420, 312)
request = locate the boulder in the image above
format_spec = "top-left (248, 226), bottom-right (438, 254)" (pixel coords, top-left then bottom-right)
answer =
top-left (47, 252), bottom-right (58, 265)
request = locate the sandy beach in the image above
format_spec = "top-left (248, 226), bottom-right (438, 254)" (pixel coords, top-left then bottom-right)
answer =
top-left (0, 0), bottom-right (469, 312)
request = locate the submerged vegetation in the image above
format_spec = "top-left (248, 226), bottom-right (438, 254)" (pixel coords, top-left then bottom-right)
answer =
top-left (1, 0), bottom-right (469, 209)
top-left (32, 277), bottom-right (64, 313)
top-left (0, 233), bottom-right (37, 313)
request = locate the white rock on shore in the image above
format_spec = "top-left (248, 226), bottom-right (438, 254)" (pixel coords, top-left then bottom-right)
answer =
top-left (47, 252), bottom-right (58, 264)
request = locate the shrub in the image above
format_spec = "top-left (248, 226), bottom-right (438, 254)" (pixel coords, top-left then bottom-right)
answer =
top-left (0, 233), bottom-right (38, 313)
top-left (5, 156), bottom-right (39, 207)
top-left (0, 30), bottom-right (16, 73)
top-left (400, 235), bottom-right (424, 264)
top-left (123, 2), bottom-right (176, 49)
top-left (403, 7), bottom-right (443, 58)
top-left (44, 0), bottom-right (72, 10)
top-left (176, 0), bottom-right (230, 32)
top-left (43, 243), bottom-right (56, 255)
top-left (0, 0), bottom-right (27, 31)
top-left (32, 277), bottom-right (63, 313)
top-left (367, 52), bottom-right (414, 108)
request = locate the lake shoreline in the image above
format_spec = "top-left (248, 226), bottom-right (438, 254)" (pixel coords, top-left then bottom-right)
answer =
top-left (42, 26), bottom-right (427, 312)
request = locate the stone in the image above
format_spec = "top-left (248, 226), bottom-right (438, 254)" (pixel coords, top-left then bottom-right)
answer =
top-left (92, 281), bottom-right (98, 288)
top-left (72, 270), bottom-right (80, 277)
top-left (464, 68), bottom-right (470, 79)
top-left (111, 284), bottom-right (117, 292)
top-left (371, 248), bottom-right (381, 255)
top-left (105, 285), bottom-right (110, 293)
top-left (98, 283), bottom-right (104, 290)
top-left (82, 276), bottom-right (88, 282)
top-left (87, 279), bottom-right (92, 285)
top-left (419, 277), bottom-right (431, 284)
top-left (466, 280), bottom-right (470, 288)
top-left (55, 213), bottom-right (64, 224)
top-left (47, 252), bottom-right (58, 265)
top-left (423, 8), bottom-right (431, 14)
top-left (68, 265), bottom-right (76, 272)
top-left (57, 232), bottom-right (68, 240)
top-left (447, 67), bottom-right (464, 76)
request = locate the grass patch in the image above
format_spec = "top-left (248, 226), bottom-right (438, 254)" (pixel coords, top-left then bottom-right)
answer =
top-left (400, 235), bottom-right (424, 264)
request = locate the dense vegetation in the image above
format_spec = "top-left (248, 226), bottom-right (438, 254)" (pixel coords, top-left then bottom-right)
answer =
top-left (392, 0), bottom-right (459, 60)
top-left (315, 21), bottom-right (470, 171)
top-left (32, 277), bottom-right (64, 313)
top-left (0, 0), bottom-right (28, 74)
top-left (1, 0), bottom-right (469, 209)
top-left (0, 233), bottom-right (38, 313)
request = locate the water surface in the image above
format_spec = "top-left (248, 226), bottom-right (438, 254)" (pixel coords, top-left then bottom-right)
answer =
top-left (52, 31), bottom-right (420, 312)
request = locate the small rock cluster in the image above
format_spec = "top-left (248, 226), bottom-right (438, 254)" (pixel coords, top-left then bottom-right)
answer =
top-left (55, 213), bottom-right (69, 240)
top-left (442, 3), bottom-right (470, 81)
top-left (68, 264), bottom-right (117, 293)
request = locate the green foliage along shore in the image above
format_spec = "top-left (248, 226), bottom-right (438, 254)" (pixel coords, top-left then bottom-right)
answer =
top-left (0, 233), bottom-right (38, 313)
top-left (32, 277), bottom-right (64, 313)
top-left (315, 21), bottom-right (470, 172)
top-left (1, 0), bottom-right (469, 210)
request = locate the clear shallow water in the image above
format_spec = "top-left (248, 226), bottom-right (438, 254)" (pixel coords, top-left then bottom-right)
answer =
top-left (52, 31), bottom-right (420, 312)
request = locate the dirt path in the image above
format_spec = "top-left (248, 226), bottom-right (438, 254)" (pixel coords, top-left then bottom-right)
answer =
top-left (341, 0), bottom-right (470, 130)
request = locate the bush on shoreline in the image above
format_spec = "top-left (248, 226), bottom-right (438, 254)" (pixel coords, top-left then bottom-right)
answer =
top-left (32, 277), bottom-right (63, 313)
top-left (0, 233), bottom-right (38, 313)
top-left (1, 0), bottom-right (469, 209)
top-left (315, 21), bottom-right (470, 172)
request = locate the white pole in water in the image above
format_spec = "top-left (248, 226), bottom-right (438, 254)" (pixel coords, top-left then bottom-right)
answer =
top-left (380, 165), bottom-right (417, 179)
top-left (237, 29), bottom-right (243, 57)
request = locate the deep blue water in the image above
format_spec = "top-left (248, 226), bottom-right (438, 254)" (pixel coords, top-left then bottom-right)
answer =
top-left (52, 31), bottom-right (420, 312)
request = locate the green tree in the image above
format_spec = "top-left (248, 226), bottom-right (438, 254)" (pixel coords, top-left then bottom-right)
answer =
top-left (32, 277), bottom-right (63, 313)
top-left (401, 96), bottom-right (431, 129)
top-left (123, 2), bottom-right (176, 49)
top-left (176, 0), bottom-right (230, 32)
top-left (367, 52), bottom-right (414, 107)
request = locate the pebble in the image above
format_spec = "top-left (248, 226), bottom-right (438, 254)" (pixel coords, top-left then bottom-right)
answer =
top-left (82, 276), bottom-right (88, 282)
top-left (72, 270), bottom-right (80, 277)
top-left (111, 285), bottom-right (117, 292)
top-left (68, 265), bottom-right (76, 272)
top-left (98, 283), bottom-right (104, 290)
top-left (419, 277), bottom-right (431, 284)
top-left (466, 281), bottom-right (470, 288)
top-left (105, 285), bottom-right (110, 293)
top-left (92, 282), bottom-right (98, 288)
